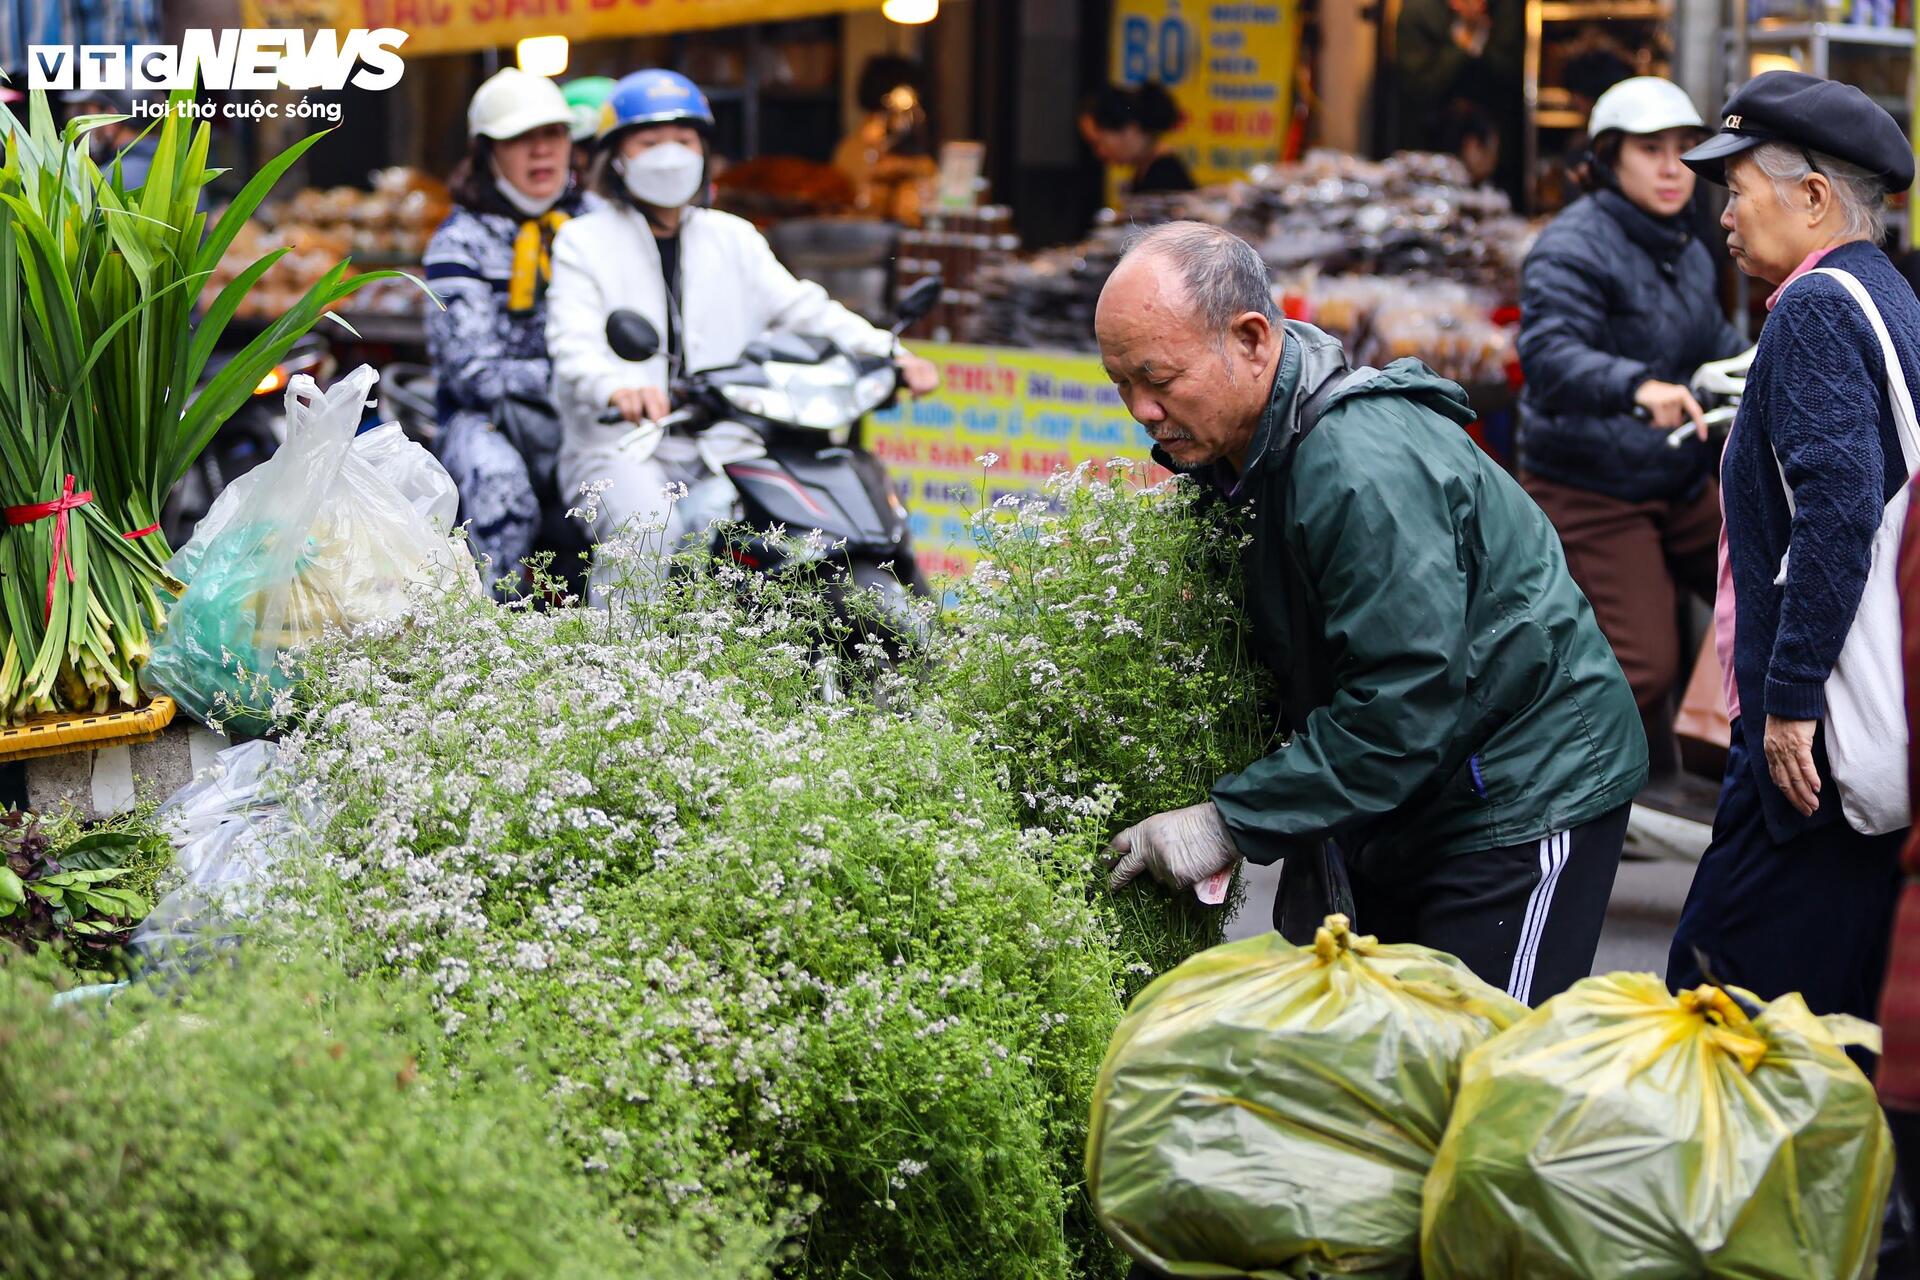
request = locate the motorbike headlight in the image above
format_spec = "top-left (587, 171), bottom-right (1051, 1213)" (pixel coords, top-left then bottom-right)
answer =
top-left (724, 358), bottom-right (871, 431)
top-left (855, 367), bottom-right (898, 413)
top-left (721, 384), bottom-right (790, 422)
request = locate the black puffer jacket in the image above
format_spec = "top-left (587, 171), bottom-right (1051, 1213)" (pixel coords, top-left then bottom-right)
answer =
top-left (1517, 189), bottom-right (1746, 502)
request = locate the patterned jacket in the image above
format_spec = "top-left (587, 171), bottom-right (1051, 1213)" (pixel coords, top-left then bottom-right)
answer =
top-left (423, 184), bottom-right (597, 435)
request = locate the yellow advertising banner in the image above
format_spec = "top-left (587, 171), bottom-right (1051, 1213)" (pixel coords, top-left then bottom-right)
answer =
top-left (1108, 0), bottom-right (1301, 186)
top-left (241, 0), bottom-right (884, 58)
top-left (864, 343), bottom-right (1167, 582)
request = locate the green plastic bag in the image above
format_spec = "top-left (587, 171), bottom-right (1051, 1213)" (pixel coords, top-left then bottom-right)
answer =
top-left (1422, 972), bottom-right (1893, 1279)
top-left (1087, 915), bottom-right (1526, 1278)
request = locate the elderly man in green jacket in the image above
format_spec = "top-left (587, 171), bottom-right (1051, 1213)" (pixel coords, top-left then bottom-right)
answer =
top-left (1099, 222), bottom-right (1646, 1003)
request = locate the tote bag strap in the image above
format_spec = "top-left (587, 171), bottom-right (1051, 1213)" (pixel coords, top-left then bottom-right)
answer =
top-left (1770, 267), bottom-right (1920, 516)
top-left (1806, 267), bottom-right (1920, 473)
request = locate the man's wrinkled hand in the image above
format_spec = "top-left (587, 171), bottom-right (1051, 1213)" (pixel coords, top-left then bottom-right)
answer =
top-left (1106, 802), bottom-right (1240, 892)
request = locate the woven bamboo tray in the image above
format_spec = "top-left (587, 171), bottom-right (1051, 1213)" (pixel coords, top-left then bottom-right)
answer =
top-left (0, 696), bottom-right (178, 764)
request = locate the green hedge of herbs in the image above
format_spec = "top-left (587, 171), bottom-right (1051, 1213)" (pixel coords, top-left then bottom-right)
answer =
top-left (0, 470), bottom-right (1275, 1277)
top-left (935, 465), bottom-right (1276, 985)
top-left (0, 953), bottom-right (712, 1279)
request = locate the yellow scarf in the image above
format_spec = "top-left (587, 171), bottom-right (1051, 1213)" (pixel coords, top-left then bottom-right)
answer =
top-left (508, 210), bottom-right (571, 315)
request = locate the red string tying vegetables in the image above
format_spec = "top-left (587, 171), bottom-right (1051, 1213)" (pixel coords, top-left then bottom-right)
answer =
top-left (4, 476), bottom-right (159, 620)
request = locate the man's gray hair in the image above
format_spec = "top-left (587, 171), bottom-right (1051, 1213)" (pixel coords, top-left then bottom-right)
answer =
top-left (1120, 221), bottom-right (1278, 336)
top-left (1750, 140), bottom-right (1889, 244)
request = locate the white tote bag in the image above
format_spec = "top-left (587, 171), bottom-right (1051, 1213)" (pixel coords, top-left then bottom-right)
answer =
top-left (1769, 267), bottom-right (1918, 835)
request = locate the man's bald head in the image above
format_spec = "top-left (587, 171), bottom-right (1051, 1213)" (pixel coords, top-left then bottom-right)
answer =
top-left (1095, 221), bottom-right (1284, 474)
top-left (1104, 221), bottom-right (1278, 342)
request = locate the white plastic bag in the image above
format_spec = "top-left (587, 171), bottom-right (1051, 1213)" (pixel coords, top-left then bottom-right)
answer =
top-left (131, 740), bottom-right (324, 968)
top-left (168, 419), bottom-right (461, 584)
top-left (144, 365), bottom-right (481, 733)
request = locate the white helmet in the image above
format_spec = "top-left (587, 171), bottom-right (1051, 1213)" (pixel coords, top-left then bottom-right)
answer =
top-left (1588, 77), bottom-right (1705, 138)
top-left (467, 68), bottom-right (573, 142)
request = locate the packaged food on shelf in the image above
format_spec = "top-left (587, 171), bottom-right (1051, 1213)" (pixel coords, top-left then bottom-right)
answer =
top-left (967, 151), bottom-right (1532, 378)
top-left (202, 168), bottom-right (450, 321)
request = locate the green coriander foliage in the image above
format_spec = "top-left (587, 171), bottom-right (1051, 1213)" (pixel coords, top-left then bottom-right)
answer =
top-left (0, 950), bottom-right (686, 1280)
top-left (936, 465), bottom-right (1278, 986)
top-left (276, 558), bottom-right (1128, 1279)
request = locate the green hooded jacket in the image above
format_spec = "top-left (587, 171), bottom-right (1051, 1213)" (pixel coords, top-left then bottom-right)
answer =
top-left (1165, 323), bottom-right (1647, 879)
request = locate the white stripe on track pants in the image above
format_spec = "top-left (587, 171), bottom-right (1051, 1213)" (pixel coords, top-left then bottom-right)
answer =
top-left (1346, 803), bottom-right (1632, 1005)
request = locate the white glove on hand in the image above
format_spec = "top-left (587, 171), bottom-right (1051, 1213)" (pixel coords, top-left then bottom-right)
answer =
top-left (1107, 802), bottom-right (1241, 893)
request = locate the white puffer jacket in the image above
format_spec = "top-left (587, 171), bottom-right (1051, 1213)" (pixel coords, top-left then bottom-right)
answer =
top-left (546, 202), bottom-right (898, 494)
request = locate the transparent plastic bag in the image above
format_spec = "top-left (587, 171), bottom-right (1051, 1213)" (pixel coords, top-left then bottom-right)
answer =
top-left (144, 366), bottom-right (480, 733)
top-left (1422, 973), bottom-right (1893, 1279)
top-left (1087, 915), bottom-right (1526, 1278)
top-left (167, 420), bottom-right (460, 585)
top-left (130, 740), bottom-right (325, 970)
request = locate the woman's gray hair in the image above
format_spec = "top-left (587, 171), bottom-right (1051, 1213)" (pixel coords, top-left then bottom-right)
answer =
top-left (1120, 221), bottom-right (1278, 340)
top-left (1750, 140), bottom-right (1889, 243)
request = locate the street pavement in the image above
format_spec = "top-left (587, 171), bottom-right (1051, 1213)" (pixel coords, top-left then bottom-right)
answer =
top-left (1223, 806), bottom-right (1703, 981)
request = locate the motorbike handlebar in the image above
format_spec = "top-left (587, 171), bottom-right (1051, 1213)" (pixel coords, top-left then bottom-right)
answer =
top-left (594, 405), bottom-right (707, 430)
top-left (1663, 405), bottom-right (1738, 449)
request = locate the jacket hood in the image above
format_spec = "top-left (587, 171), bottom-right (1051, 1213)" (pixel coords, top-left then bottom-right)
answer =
top-left (1245, 321), bottom-right (1351, 479)
top-left (1318, 353), bottom-right (1478, 427)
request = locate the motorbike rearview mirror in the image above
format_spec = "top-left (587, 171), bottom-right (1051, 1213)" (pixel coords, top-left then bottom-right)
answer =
top-left (894, 277), bottom-right (942, 331)
top-left (606, 310), bottom-right (661, 363)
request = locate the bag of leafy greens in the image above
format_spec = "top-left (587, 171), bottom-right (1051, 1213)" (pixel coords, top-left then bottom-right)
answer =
top-left (1422, 972), bottom-right (1893, 1280)
top-left (1087, 915), bottom-right (1525, 1278)
top-left (144, 365), bottom-right (479, 733)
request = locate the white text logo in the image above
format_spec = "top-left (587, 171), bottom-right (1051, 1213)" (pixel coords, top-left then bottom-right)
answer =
top-left (28, 29), bottom-right (409, 94)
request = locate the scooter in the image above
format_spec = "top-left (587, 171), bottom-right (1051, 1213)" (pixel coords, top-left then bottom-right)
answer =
top-left (378, 365), bottom-right (594, 600)
top-left (161, 334), bottom-right (333, 546)
top-left (598, 276), bottom-right (943, 644)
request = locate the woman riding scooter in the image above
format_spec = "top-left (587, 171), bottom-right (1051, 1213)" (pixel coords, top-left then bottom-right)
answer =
top-left (544, 68), bottom-right (940, 601)
top-left (425, 68), bottom-right (597, 588)
top-left (1516, 77), bottom-right (1747, 782)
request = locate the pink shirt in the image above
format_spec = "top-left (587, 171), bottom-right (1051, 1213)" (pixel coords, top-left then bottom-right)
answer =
top-left (1716, 246), bottom-right (1840, 721)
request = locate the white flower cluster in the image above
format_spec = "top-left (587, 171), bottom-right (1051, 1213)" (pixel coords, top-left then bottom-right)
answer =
top-left (269, 542), bottom-right (1131, 1277)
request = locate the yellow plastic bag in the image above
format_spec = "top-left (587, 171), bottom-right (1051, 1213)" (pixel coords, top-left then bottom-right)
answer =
top-left (1422, 972), bottom-right (1893, 1279)
top-left (1087, 915), bottom-right (1526, 1278)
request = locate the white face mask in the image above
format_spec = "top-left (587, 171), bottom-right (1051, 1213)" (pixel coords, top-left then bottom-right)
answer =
top-left (493, 172), bottom-right (560, 218)
top-left (615, 142), bottom-right (705, 209)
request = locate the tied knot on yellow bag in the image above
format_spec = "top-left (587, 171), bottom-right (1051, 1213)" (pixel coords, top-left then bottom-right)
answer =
top-left (1311, 912), bottom-right (1376, 965)
top-left (1674, 984), bottom-right (1769, 1075)
top-left (508, 211), bottom-right (570, 316)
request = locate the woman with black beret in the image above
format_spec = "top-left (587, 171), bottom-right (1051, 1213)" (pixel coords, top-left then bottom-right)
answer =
top-left (1668, 71), bottom-right (1918, 1028)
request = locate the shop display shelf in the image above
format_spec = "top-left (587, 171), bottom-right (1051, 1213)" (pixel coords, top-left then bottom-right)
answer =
top-left (1746, 21), bottom-right (1916, 48)
top-left (1538, 0), bottom-right (1671, 19)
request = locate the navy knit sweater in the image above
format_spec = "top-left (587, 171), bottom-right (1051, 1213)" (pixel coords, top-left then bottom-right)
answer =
top-left (1724, 239), bottom-right (1918, 840)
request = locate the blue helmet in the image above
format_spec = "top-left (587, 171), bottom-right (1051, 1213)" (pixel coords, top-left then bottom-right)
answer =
top-left (597, 69), bottom-right (714, 144)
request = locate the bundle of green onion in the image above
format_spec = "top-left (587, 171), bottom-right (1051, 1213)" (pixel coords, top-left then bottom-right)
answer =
top-left (0, 90), bottom-right (421, 722)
